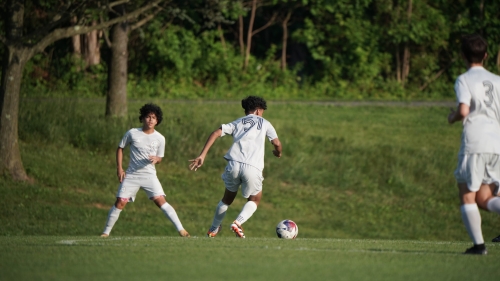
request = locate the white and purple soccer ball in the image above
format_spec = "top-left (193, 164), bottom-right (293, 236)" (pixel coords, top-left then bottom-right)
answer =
top-left (276, 220), bottom-right (298, 239)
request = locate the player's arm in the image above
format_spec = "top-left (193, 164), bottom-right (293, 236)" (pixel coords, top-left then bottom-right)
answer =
top-left (116, 147), bottom-right (125, 183)
top-left (271, 138), bottom-right (282, 158)
top-left (189, 128), bottom-right (223, 171)
top-left (448, 103), bottom-right (470, 124)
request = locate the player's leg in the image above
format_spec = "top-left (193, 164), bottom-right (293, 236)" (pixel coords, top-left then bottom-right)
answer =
top-left (208, 161), bottom-right (239, 237)
top-left (456, 154), bottom-right (487, 254)
top-left (231, 164), bottom-right (263, 238)
top-left (476, 154), bottom-right (500, 242)
top-left (476, 183), bottom-right (500, 212)
top-left (101, 179), bottom-right (139, 237)
top-left (459, 183), bottom-right (487, 254)
top-left (101, 198), bottom-right (128, 237)
top-left (207, 188), bottom-right (237, 237)
top-left (235, 191), bottom-right (261, 225)
top-left (476, 183), bottom-right (500, 242)
top-left (152, 195), bottom-right (190, 237)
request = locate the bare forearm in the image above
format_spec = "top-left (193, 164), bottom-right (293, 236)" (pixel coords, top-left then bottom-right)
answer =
top-left (448, 103), bottom-right (470, 124)
top-left (198, 129), bottom-right (222, 157)
top-left (271, 138), bottom-right (282, 158)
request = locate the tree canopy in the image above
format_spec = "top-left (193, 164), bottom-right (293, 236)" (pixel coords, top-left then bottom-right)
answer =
top-left (2, 0), bottom-right (499, 100)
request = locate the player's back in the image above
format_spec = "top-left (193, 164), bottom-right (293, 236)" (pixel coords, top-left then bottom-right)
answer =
top-left (221, 114), bottom-right (278, 171)
top-left (456, 67), bottom-right (500, 154)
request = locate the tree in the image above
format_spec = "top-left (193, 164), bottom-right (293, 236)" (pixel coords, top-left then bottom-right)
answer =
top-left (106, 4), bottom-right (130, 118)
top-left (0, 0), bottom-right (162, 181)
top-left (240, 0), bottom-right (278, 69)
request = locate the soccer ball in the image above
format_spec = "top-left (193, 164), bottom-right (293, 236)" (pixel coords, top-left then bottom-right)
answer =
top-left (276, 219), bottom-right (298, 239)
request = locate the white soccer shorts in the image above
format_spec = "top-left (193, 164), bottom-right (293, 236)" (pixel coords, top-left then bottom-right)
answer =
top-left (116, 176), bottom-right (166, 202)
top-left (455, 153), bottom-right (500, 195)
top-left (221, 161), bottom-right (263, 198)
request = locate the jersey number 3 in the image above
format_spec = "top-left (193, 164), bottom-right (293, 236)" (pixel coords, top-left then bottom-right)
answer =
top-left (483, 80), bottom-right (494, 107)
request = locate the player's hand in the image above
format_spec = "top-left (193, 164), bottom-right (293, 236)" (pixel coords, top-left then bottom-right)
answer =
top-left (273, 150), bottom-right (281, 158)
top-left (448, 107), bottom-right (456, 124)
top-left (149, 155), bottom-right (161, 165)
top-left (189, 157), bottom-right (204, 171)
top-left (117, 169), bottom-right (125, 183)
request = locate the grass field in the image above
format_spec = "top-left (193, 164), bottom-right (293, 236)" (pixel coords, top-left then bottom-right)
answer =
top-left (1, 98), bottom-right (500, 279)
top-left (1, 236), bottom-right (499, 280)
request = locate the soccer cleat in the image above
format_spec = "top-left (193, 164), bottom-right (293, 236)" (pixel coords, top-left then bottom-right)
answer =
top-left (492, 235), bottom-right (500, 242)
top-left (178, 229), bottom-right (190, 237)
top-left (463, 245), bottom-right (487, 255)
top-left (100, 233), bottom-right (109, 238)
top-left (230, 221), bottom-right (245, 238)
top-left (207, 225), bottom-right (222, 238)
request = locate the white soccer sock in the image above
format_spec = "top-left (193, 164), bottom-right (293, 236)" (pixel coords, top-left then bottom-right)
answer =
top-left (160, 203), bottom-right (184, 231)
top-left (235, 201), bottom-right (257, 225)
top-left (210, 201), bottom-right (229, 232)
top-left (486, 197), bottom-right (500, 214)
top-left (460, 204), bottom-right (484, 245)
top-left (102, 206), bottom-right (122, 235)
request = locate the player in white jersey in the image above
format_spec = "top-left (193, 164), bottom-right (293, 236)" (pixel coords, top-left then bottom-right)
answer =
top-left (448, 34), bottom-right (500, 254)
top-left (189, 96), bottom-right (282, 238)
top-left (101, 103), bottom-right (190, 237)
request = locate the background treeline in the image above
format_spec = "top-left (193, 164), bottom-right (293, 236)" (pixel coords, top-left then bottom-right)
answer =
top-left (4, 0), bottom-right (500, 100)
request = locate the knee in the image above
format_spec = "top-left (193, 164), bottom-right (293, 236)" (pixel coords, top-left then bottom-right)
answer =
top-left (476, 197), bottom-right (490, 210)
top-left (114, 199), bottom-right (127, 209)
top-left (221, 198), bottom-right (234, 205)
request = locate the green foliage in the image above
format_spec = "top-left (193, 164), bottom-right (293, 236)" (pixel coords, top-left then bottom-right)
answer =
top-left (9, 0), bottom-right (500, 100)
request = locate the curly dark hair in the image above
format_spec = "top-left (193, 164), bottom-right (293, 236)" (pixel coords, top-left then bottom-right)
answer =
top-left (139, 103), bottom-right (163, 125)
top-left (241, 96), bottom-right (267, 114)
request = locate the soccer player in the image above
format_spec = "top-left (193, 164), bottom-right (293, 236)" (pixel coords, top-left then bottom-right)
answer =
top-left (189, 96), bottom-right (282, 238)
top-left (448, 34), bottom-right (500, 254)
top-left (101, 103), bottom-right (190, 237)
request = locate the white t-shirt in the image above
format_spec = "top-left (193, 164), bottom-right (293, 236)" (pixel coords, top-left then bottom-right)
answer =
top-left (221, 114), bottom-right (278, 171)
top-left (119, 128), bottom-right (165, 177)
top-left (455, 66), bottom-right (500, 154)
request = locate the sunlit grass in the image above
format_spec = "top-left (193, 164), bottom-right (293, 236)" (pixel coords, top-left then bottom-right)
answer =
top-left (0, 236), bottom-right (498, 280)
top-left (1, 98), bottom-right (498, 241)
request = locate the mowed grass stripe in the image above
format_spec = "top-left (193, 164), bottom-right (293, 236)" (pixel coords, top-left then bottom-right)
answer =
top-left (53, 236), bottom-right (500, 255)
top-left (1, 236), bottom-right (499, 281)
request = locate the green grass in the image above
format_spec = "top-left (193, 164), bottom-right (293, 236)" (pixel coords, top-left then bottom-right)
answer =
top-left (1, 99), bottom-right (499, 241)
top-left (1, 236), bottom-right (499, 280)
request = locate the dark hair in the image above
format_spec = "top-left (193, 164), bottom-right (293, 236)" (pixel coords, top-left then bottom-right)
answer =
top-left (461, 34), bottom-right (487, 64)
top-left (241, 96), bottom-right (267, 114)
top-left (139, 103), bottom-right (163, 125)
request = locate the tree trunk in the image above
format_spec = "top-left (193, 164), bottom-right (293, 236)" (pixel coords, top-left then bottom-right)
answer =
top-left (0, 0), bottom-right (161, 181)
top-left (218, 23), bottom-right (227, 58)
top-left (401, 0), bottom-right (412, 87)
top-left (0, 0), bottom-right (31, 181)
top-left (396, 45), bottom-right (401, 82)
top-left (0, 48), bottom-right (31, 181)
top-left (479, 0), bottom-right (484, 35)
top-left (497, 49), bottom-right (500, 71)
top-left (71, 16), bottom-right (82, 71)
top-left (402, 44), bottom-right (410, 87)
top-left (244, 0), bottom-right (257, 70)
top-left (281, 11), bottom-right (292, 71)
top-left (239, 15), bottom-right (245, 56)
top-left (106, 5), bottom-right (129, 118)
top-left (84, 21), bottom-right (101, 67)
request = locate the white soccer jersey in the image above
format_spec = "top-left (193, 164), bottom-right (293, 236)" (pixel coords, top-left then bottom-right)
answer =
top-left (118, 128), bottom-right (165, 177)
top-left (455, 66), bottom-right (500, 154)
top-left (221, 114), bottom-right (278, 171)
